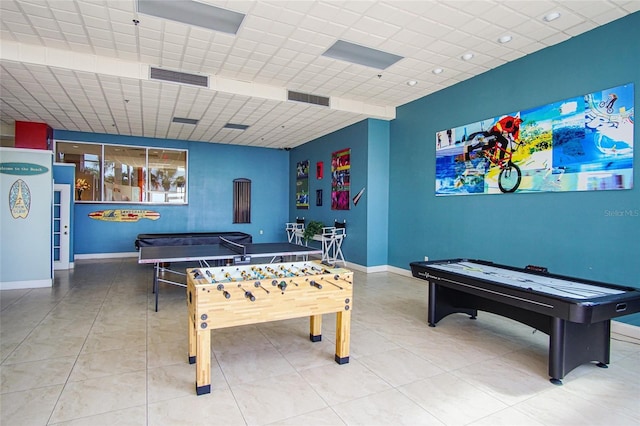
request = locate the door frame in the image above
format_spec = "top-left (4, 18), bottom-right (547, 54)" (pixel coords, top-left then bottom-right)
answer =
top-left (54, 183), bottom-right (71, 270)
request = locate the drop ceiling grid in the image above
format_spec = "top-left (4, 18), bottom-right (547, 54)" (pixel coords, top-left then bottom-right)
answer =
top-left (1, 1), bottom-right (637, 148)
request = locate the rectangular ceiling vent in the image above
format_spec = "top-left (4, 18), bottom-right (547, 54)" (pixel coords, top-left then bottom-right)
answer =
top-left (173, 117), bottom-right (199, 125)
top-left (287, 90), bottom-right (330, 107)
top-left (224, 123), bottom-right (250, 130)
top-left (150, 67), bottom-right (208, 88)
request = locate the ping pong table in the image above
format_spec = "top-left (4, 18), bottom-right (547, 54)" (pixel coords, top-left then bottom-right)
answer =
top-left (138, 237), bottom-right (322, 311)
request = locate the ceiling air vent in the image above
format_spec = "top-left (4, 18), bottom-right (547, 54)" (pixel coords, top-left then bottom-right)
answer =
top-left (173, 117), bottom-right (199, 125)
top-left (287, 90), bottom-right (330, 107)
top-left (150, 67), bottom-right (208, 88)
top-left (223, 123), bottom-right (249, 130)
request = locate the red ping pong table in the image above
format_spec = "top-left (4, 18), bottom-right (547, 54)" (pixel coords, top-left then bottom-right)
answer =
top-left (138, 237), bottom-right (322, 311)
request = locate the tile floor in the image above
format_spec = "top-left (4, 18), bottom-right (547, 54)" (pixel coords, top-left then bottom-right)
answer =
top-left (1, 258), bottom-right (639, 425)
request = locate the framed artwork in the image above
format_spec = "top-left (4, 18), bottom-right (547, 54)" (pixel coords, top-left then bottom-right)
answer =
top-left (435, 83), bottom-right (634, 195)
top-left (316, 189), bottom-right (323, 206)
top-left (331, 148), bottom-right (350, 210)
top-left (296, 160), bottom-right (309, 209)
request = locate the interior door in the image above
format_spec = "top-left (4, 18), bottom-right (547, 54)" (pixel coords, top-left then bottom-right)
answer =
top-left (53, 183), bottom-right (71, 270)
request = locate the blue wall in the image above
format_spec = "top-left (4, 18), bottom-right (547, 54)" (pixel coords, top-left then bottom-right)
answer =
top-left (288, 120), bottom-right (368, 265)
top-left (388, 13), bottom-right (639, 324)
top-left (366, 119), bottom-right (390, 266)
top-left (55, 131), bottom-right (290, 254)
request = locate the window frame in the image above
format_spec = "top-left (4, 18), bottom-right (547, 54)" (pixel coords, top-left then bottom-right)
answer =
top-left (54, 140), bottom-right (188, 205)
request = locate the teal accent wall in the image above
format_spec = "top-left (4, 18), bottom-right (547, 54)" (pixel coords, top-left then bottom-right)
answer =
top-left (388, 13), bottom-right (639, 325)
top-left (289, 119), bottom-right (390, 267)
top-left (367, 119), bottom-right (390, 266)
top-left (55, 130), bottom-right (289, 254)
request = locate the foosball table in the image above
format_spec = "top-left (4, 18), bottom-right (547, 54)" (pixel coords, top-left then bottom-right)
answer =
top-left (186, 260), bottom-right (354, 395)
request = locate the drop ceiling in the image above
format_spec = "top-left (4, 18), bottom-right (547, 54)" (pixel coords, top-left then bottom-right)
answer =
top-left (0, 1), bottom-right (637, 149)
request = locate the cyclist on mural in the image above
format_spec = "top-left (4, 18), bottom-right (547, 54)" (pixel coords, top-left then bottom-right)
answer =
top-left (463, 115), bottom-right (523, 162)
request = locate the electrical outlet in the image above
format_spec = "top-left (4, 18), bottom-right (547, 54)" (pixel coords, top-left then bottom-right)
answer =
top-left (259, 229), bottom-right (263, 235)
top-left (424, 256), bottom-right (429, 262)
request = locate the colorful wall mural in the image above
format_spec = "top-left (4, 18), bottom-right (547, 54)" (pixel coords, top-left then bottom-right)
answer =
top-left (435, 83), bottom-right (634, 195)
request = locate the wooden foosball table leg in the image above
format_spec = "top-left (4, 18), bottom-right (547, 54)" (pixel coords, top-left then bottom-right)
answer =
top-left (195, 328), bottom-right (211, 395)
top-left (310, 314), bottom-right (322, 342)
top-left (188, 313), bottom-right (197, 364)
top-left (335, 309), bottom-right (351, 364)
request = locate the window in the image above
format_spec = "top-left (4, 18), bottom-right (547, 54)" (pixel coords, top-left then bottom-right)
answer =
top-left (56, 141), bottom-right (187, 204)
top-left (233, 178), bottom-right (251, 223)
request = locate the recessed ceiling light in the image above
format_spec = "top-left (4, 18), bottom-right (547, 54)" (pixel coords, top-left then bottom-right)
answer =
top-left (461, 52), bottom-right (474, 61)
top-left (432, 68), bottom-right (443, 75)
top-left (406, 80), bottom-right (418, 87)
top-left (543, 12), bottom-right (561, 22)
top-left (498, 35), bottom-right (512, 44)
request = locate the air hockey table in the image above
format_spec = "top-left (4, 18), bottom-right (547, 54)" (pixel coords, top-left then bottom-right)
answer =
top-left (410, 258), bottom-right (640, 384)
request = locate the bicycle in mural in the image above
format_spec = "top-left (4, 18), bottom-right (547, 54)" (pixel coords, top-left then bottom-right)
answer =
top-left (460, 116), bottom-right (524, 193)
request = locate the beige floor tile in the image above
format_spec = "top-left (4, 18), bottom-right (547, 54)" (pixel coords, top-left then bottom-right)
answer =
top-left (468, 407), bottom-right (545, 426)
top-left (332, 388), bottom-right (444, 425)
top-left (451, 356), bottom-right (552, 405)
top-left (358, 347), bottom-right (444, 387)
top-left (216, 345), bottom-right (296, 385)
top-left (3, 333), bottom-right (86, 364)
top-left (0, 384), bottom-right (63, 425)
top-left (0, 356), bottom-right (76, 394)
top-left (49, 371), bottom-right (147, 423)
top-left (232, 371), bottom-right (327, 425)
top-left (49, 405), bottom-right (146, 426)
top-left (348, 328), bottom-right (400, 358)
top-left (268, 406), bottom-right (346, 425)
top-left (68, 345), bottom-right (146, 382)
top-left (398, 372), bottom-right (509, 425)
top-left (513, 386), bottom-right (638, 425)
top-left (148, 389), bottom-right (245, 426)
top-left (300, 359), bottom-right (392, 406)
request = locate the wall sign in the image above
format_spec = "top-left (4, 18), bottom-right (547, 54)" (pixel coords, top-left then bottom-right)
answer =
top-left (0, 162), bottom-right (49, 175)
top-left (435, 83), bottom-right (634, 195)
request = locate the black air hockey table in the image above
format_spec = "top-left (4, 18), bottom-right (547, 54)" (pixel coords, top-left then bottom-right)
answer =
top-left (410, 258), bottom-right (640, 384)
top-left (139, 237), bottom-right (321, 311)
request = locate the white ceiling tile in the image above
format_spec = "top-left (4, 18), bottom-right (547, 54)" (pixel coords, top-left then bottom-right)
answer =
top-left (0, 0), bottom-right (634, 148)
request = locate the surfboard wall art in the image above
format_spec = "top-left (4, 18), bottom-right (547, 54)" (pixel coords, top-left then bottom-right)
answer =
top-left (88, 210), bottom-right (160, 222)
top-left (435, 83), bottom-right (634, 196)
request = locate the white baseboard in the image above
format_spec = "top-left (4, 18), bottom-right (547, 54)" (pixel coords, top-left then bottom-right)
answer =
top-left (74, 252), bottom-right (138, 260)
top-left (1, 278), bottom-right (52, 290)
top-left (612, 320), bottom-right (640, 340)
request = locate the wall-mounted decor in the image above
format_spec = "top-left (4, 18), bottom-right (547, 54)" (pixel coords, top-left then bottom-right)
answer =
top-left (296, 160), bottom-right (309, 209)
top-left (331, 148), bottom-right (350, 210)
top-left (353, 187), bottom-right (365, 206)
top-left (435, 83), bottom-right (634, 195)
top-left (9, 179), bottom-right (31, 219)
top-left (88, 209), bottom-right (160, 222)
top-left (316, 189), bottom-right (323, 206)
top-left (316, 161), bottom-right (324, 179)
